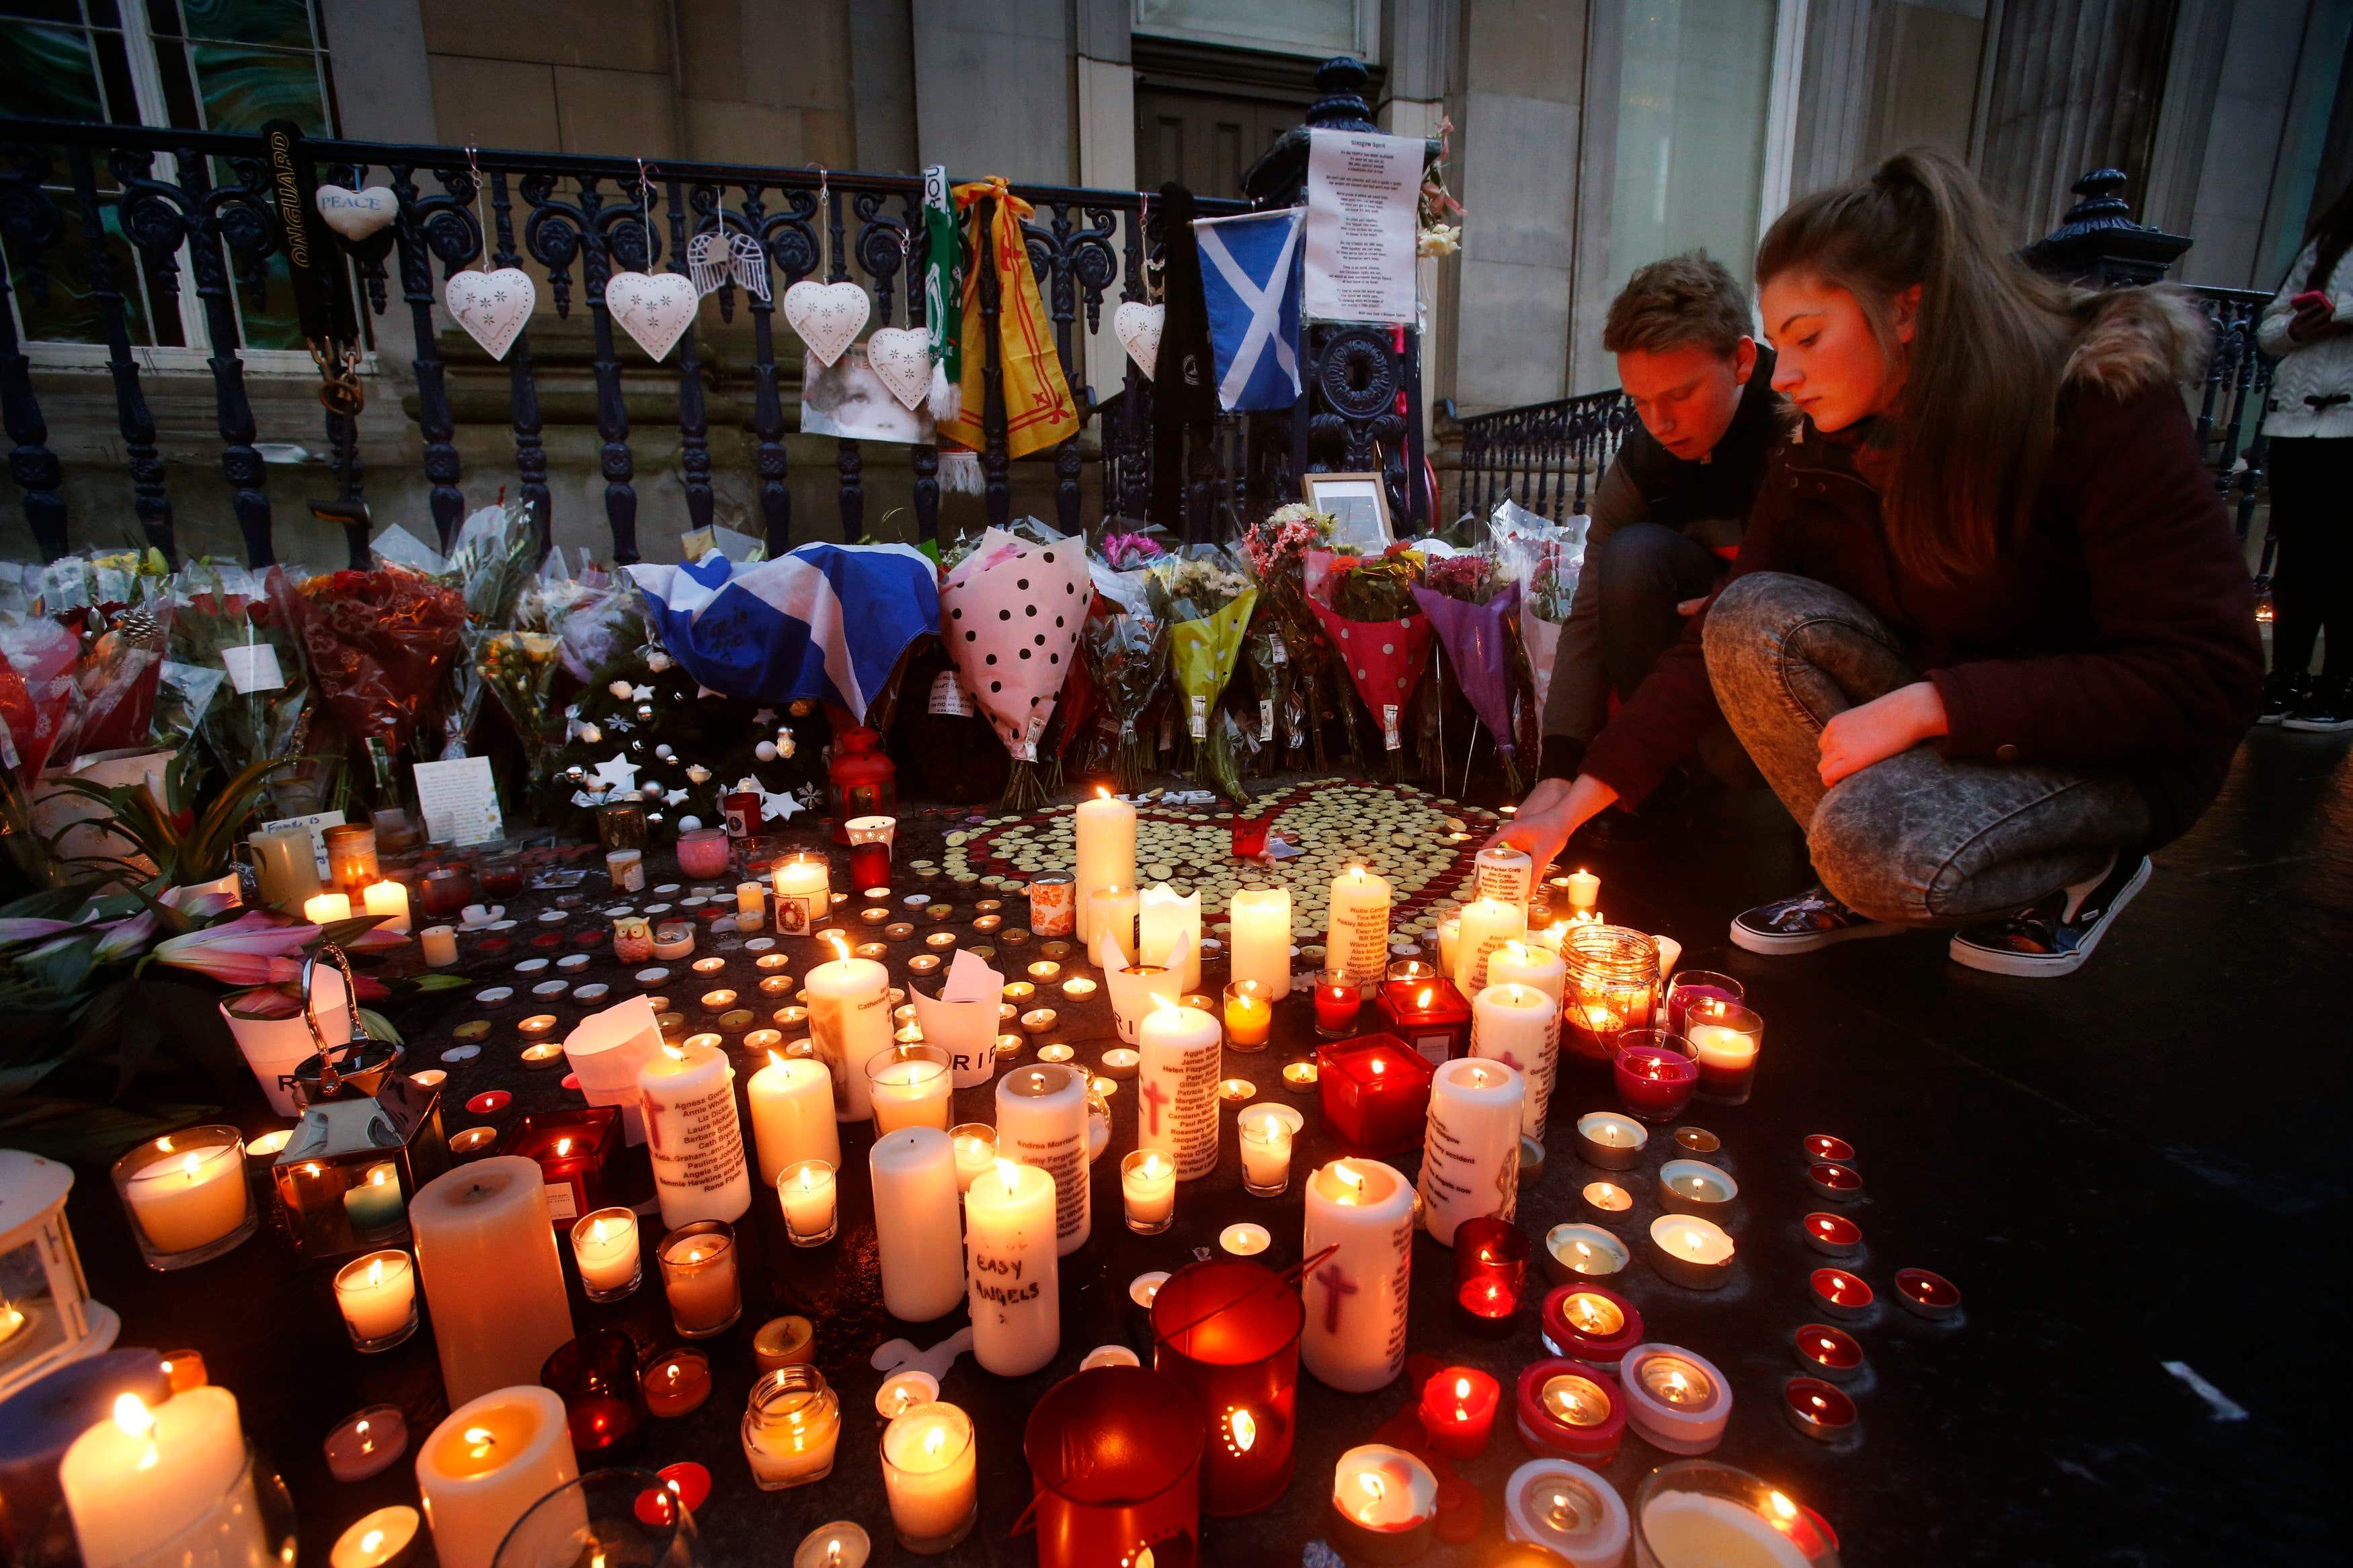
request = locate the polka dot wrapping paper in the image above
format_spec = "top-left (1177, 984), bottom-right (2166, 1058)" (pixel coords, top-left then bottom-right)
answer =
top-left (939, 528), bottom-right (1092, 762)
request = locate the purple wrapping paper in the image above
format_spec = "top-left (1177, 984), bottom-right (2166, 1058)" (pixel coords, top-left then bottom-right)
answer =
top-left (1412, 581), bottom-right (1523, 759)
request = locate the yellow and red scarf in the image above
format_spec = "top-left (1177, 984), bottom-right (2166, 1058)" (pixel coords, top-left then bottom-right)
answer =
top-left (937, 178), bottom-right (1077, 462)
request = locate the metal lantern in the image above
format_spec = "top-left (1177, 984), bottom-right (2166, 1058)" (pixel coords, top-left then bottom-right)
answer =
top-left (0, 1149), bottom-right (118, 1403)
top-left (270, 946), bottom-right (450, 1264)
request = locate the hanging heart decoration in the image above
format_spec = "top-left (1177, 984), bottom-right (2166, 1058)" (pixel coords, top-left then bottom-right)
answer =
top-left (865, 326), bottom-right (934, 411)
top-left (782, 278), bottom-right (869, 369)
top-left (444, 267), bottom-right (535, 362)
top-left (314, 184), bottom-right (397, 243)
top-left (1113, 300), bottom-right (1164, 378)
top-left (605, 270), bottom-right (699, 362)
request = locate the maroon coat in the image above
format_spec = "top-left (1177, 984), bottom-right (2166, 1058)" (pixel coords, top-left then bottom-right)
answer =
top-left (1579, 288), bottom-right (2264, 845)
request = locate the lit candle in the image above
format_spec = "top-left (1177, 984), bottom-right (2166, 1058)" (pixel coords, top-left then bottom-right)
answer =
top-left (333, 1249), bottom-right (418, 1350)
top-left (1513, 1365), bottom-right (1628, 1468)
top-left (116, 1130), bottom-right (250, 1262)
top-left (995, 1063), bottom-right (1090, 1255)
top-left (1895, 1267), bottom-right (1962, 1321)
top-left (742, 1365), bottom-right (840, 1488)
top-left (304, 890), bottom-right (353, 925)
top-left (1648, 1214), bottom-right (1737, 1290)
top-left (754, 1315), bottom-right (817, 1370)
top-left (1503, 1458), bottom-right (1630, 1562)
top-left (61, 1388), bottom-right (258, 1568)
top-left (1324, 865), bottom-right (1392, 985)
top-left (880, 1402), bottom-right (978, 1553)
top-left (1581, 1181), bottom-right (1632, 1219)
top-left (409, 1159), bottom-right (577, 1406)
top-left (1086, 884), bottom-right (1140, 964)
top-left (1138, 995), bottom-right (1222, 1180)
top-left (642, 1348), bottom-right (712, 1417)
top-left (1470, 979), bottom-right (1556, 1137)
top-left (807, 935), bottom-right (892, 1122)
top-left (1657, 1158), bottom-right (1739, 1216)
top-left (1137, 882), bottom-right (1203, 993)
top-left (1452, 896), bottom-right (1527, 995)
top-left (636, 1038), bottom-right (753, 1229)
top-left (1302, 1158), bottom-right (1414, 1393)
top-left (569, 1207), bottom-right (641, 1299)
top-left (964, 1158), bottom-right (1060, 1376)
top-left (771, 855), bottom-right (830, 934)
top-left (1572, 1111), bottom-right (1649, 1171)
top-left (1228, 885), bottom-right (1292, 998)
top-left (1120, 1149), bottom-right (1176, 1233)
top-left (659, 1222), bottom-right (742, 1337)
top-left (1474, 842), bottom-right (1535, 909)
top-left (1417, 1057), bottom-right (1525, 1246)
top-left (866, 1045), bottom-right (953, 1134)
top-left (1808, 1267), bottom-right (1876, 1320)
top-left (869, 1128), bottom-right (963, 1321)
top-left (1486, 941), bottom-right (1566, 1132)
top-left (1099, 1046), bottom-right (1141, 1079)
top-left (1563, 868), bottom-right (1600, 911)
top-left (1218, 1222), bottom-right (1271, 1257)
top-left (413, 1386), bottom-right (579, 1568)
top-left (1329, 1444), bottom-right (1439, 1559)
top-left (735, 880), bottom-right (765, 917)
top-left (746, 1051), bottom-right (840, 1186)
top-left (420, 924), bottom-right (459, 966)
top-left (1618, 1345), bottom-right (1731, 1455)
top-left (1687, 1003), bottom-right (1763, 1104)
top-left (1417, 1366), bottom-right (1502, 1459)
top-left (1222, 979), bottom-right (1275, 1049)
top-left (1074, 788), bottom-right (1136, 944)
top-left (1543, 1223), bottom-right (1632, 1282)
top-left (330, 1505), bottom-right (419, 1568)
top-left (361, 879), bottom-right (411, 936)
top-left (793, 1523), bottom-right (873, 1568)
top-left (1061, 975), bottom-right (1097, 1001)
top-left (777, 1159), bottom-right (838, 1246)
top-left (940, 1123), bottom-right (994, 1192)
top-left (1239, 1108), bottom-right (1293, 1196)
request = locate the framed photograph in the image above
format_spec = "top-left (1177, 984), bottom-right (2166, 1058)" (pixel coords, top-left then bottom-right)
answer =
top-left (1304, 472), bottom-right (1394, 550)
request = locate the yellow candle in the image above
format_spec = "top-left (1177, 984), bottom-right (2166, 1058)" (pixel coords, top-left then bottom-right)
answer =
top-left (360, 879), bottom-right (411, 936)
top-left (1223, 981), bottom-right (1274, 1048)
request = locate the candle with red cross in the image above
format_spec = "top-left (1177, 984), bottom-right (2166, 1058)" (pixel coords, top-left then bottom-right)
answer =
top-left (1300, 1157), bottom-right (1414, 1394)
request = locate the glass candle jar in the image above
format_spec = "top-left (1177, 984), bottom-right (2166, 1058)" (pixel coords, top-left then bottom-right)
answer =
top-left (1453, 1215), bottom-right (1531, 1328)
top-left (541, 1329), bottom-right (648, 1461)
top-left (1684, 1001), bottom-right (1763, 1105)
top-left (606, 848), bottom-right (646, 893)
top-left (323, 825), bottom-right (378, 892)
top-left (332, 1249), bottom-right (420, 1353)
top-left (641, 1346), bottom-right (712, 1418)
top-left (778, 1159), bottom-right (838, 1246)
top-left (597, 802), bottom-right (649, 852)
top-left (677, 829), bottom-right (732, 881)
top-left (866, 1043), bottom-right (953, 1136)
top-left (418, 863), bottom-right (475, 920)
top-left (881, 1401), bottom-right (978, 1553)
top-left (659, 1221), bottom-right (742, 1338)
top-left (1312, 969), bottom-right (1364, 1038)
top-left (1224, 979), bottom-right (1275, 1050)
top-left (742, 1364), bottom-right (842, 1490)
top-left (1120, 1149), bottom-right (1176, 1234)
top-left (475, 853), bottom-right (523, 899)
top-left (112, 1125), bottom-right (255, 1270)
top-left (1561, 925), bottom-right (1660, 1059)
top-left (844, 815), bottom-right (895, 891)
top-left (569, 1208), bottom-right (641, 1302)
top-left (1611, 1030), bottom-right (1700, 1123)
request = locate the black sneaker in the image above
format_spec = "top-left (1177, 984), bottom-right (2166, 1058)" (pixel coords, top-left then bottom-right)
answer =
top-left (1948, 853), bottom-right (2151, 977)
top-left (2258, 672), bottom-right (2306, 725)
top-left (1730, 885), bottom-right (1901, 954)
top-left (2282, 675), bottom-right (2353, 733)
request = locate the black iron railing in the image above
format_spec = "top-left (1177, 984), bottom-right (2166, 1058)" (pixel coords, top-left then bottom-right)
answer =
top-left (2178, 284), bottom-right (2277, 576)
top-left (0, 118), bottom-right (1254, 567)
top-left (1445, 388), bottom-right (1636, 525)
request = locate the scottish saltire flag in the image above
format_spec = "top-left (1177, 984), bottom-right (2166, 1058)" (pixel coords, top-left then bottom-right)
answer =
top-left (1193, 207), bottom-right (1305, 412)
top-left (626, 543), bottom-right (938, 720)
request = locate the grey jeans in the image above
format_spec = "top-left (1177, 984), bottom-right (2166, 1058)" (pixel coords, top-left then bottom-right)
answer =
top-left (1702, 573), bottom-right (2153, 923)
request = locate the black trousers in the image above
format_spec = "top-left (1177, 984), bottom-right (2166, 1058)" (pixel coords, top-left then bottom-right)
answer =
top-left (1595, 521), bottom-right (1729, 696)
top-left (2266, 435), bottom-right (2352, 680)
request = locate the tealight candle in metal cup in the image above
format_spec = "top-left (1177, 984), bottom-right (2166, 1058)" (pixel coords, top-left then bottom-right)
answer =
top-left (907, 954), bottom-right (942, 975)
top-left (1783, 1377), bottom-right (1858, 1442)
top-left (1579, 1181), bottom-right (1632, 1223)
top-left (1808, 1161), bottom-right (1866, 1203)
top-left (1061, 975), bottom-right (1097, 1001)
top-left (1804, 1211), bottom-right (1863, 1257)
top-left (1802, 1132), bottom-right (1856, 1165)
top-left (1573, 1112), bottom-right (1648, 1171)
top-left (1794, 1323), bottom-right (1865, 1384)
top-left (1655, 1159), bottom-right (1737, 1218)
top-left (1542, 1223), bottom-right (1630, 1284)
top-left (1808, 1267), bottom-right (1875, 1321)
top-left (1646, 1215), bottom-right (1735, 1290)
top-left (1894, 1268), bottom-right (1962, 1321)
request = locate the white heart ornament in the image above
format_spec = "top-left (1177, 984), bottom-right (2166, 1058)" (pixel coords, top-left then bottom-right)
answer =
top-left (783, 278), bottom-right (869, 369)
top-left (605, 271), bottom-right (699, 362)
top-left (314, 184), bottom-right (397, 243)
top-left (1114, 300), bottom-right (1164, 378)
top-left (444, 267), bottom-right (534, 362)
top-left (865, 326), bottom-right (934, 411)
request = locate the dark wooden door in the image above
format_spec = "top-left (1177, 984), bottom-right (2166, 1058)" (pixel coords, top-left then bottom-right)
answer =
top-left (1131, 38), bottom-right (1321, 201)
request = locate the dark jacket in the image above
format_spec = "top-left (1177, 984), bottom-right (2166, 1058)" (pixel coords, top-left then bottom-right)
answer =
top-left (1579, 288), bottom-right (2264, 845)
top-left (1544, 345), bottom-right (1790, 746)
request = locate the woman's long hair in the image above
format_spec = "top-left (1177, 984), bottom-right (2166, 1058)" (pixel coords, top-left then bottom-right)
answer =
top-left (2300, 180), bottom-right (2353, 294)
top-left (1756, 148), bottom-right (2074, 583)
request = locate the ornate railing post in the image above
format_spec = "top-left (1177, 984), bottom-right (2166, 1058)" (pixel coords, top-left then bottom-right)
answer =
top-left (179, 147), bottom-right (276, 565)
top-left (487, 169), bottom-right (550, 552)
top-left (661, 176), bottom-right (715, 534)
top-left (69, 145), bottom-right (173, 563)
top-left (389, 161), bottom-right (471, 550)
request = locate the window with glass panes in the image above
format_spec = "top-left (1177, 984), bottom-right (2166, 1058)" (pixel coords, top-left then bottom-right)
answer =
top-left (0, 0), bottom-right (342, 356)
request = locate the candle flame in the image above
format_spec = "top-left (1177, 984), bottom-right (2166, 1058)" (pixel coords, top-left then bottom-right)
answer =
top-left (1350, 865), bottom-right (1365, 883)
top-left (1771, 1491), bottom-right (1798, 1521)
top-left (662, 1043), bottom-right (686, 1061)
top-left (557, 1138), bottom-right (573, 1157)
top-left (181, 1153), bottom-right (202, 1177)
top-left (1359, 1472), bottom-right (1386, 1502)
top-left (826, 1544), bottom-right (842, 1568)
top-left (1229, 1408), bottom-right (1257, 1451)
top-left (1369, 1057), bottom-right (1385, 1075)
top-left (1665, 1371), bottom-right (1690, 1401)
top-left (1148, 993), bottom-right (1183, 1015)
top-left (361, 1531), bottom-right (383, 1555)
top-left (826, 932), bottom-right (850, 964)
top-left (1334, 1162), bottom-right (1365, 1203)
top-left (1685, 1233), bottom-right (1701, 1252)
top-left (463, 1426), bottom-right (495, 1458)
top-left (996, 1157), bottom-right (1021, 1194)
top-left (367, 1257), bottom-right (383, 1287)
top-left (924, 1426), bottom-right (947, 1458)
top-left (1097, 786), bottom-right (1111, 798)
top-left (1453, 1376), bottom-right (1472, 1400)
top-left (1469, 1066), bottom-right (1490, 1087)
top-left (358, 1419), bottom-right (370, 1438)
top-left (1416, 985), bottom-right (1432, 1008)
top-left (157, 1136), bottom-right (173, 1153)
top-left (1144, 1153), bottom-right (1168, 1179)
top-left (112, 1394), bottom-right (153, 1438)
top-left (768, 1050), bottom-right (785, 1070)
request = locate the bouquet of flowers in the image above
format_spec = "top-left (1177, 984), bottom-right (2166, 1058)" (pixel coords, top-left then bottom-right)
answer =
top-left (429, 502), bottom-right (543, 760)
top-left (166, 564), bottom-right (317, 818)
top-left (1242, 623), bottom-right (1295, 774)
top-left (1413, 552), bottom-right (1529, 794)
top-left (1099, 529), bottom-right (1167, 573)
top-left (1081, 538), bottom-right (1170, 792)
top-left (938, 522), bottom-right (1091, 810)
top-left (270, 563), bottom-right (467, 802)
top-left (1239, 503), bottom-right (1345, 768)
top-left (1147, 546), bottom-right (1259, 802)
top-left (1308, 542), bottom-right (1435, 778)
top-left (1490, 497), bottom-right (1587, 721)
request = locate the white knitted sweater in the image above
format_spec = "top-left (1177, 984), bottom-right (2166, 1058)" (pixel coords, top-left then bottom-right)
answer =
top-left (2259, 241), bottom-right (2353, 440)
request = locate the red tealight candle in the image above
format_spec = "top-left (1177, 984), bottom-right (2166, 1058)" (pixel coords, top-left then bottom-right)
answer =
top-left (1803, 1211), bottom-right (1863, 1257)
top-left (633, 1460), bottom-right (712, 1526)
top-left (1802, 1133), bottom-right (1856, 1165)
top-left (1894, 1268), bottom-right (1962, 1321)
top-left (1417, 1366), bottom-right (1501, 1459)
top-left (1540, 1283), bottom-right (1644, 1366)
top-left (1611, 1044), bottom-right (1698, 1122)
top-left (1794, 1323), bottom-right (1865, 1383)
top-left (1782, 1377), bottom-right (1858, 1442)
top-left (1313, 974), bottom-right (1365, 1037)
top-left (1808, 1268), bottom-right (1875, 1320)
top-left (641, 1348), bottom-right (713, 1417)
top-left (1513, 1359), bottom-right (1627, 1465)
top-left (465, 1089), bottom-right (512, 1116)
top-left (1807, 1161), bottom-right (1866, 1202)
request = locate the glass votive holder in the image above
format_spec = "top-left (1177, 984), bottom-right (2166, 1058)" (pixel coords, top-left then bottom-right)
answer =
top-left (570, 1207), bottom-right (643, 1302)
top-left (1453, 1215), bottom-right (1531, 1332)
top-left (1238, 1106), bottom-right (1294, 1197)
top-left (324, 823), bottom-right (379, 891)
top-left (659, 1220), bottom-right (742, 1338)
top-left (541, 1328), bottom-right (648, 1460)
top-left (1224, 979), bottom-right (1275, 1050)
top-left (1312, 968), bottom-right (1364, 1038)
top-left (677, 827), bottom-right (732, 880)
top-left (332, 1249), bottom-right (419, 1353)
top-left (491, 1469), bottom-right (701, 1568)
top-left (420, 862), bottom-right (475, 919)
top-left (1386, 958), bottom-right (1439, 982)
top-left (881, 1401), bottom-right (978, 1554)
top-left (1611, 1029), bottom-right (1699, 1123)
top-left (845, 815), bottom-right (895, 890)
top-left (641, 1346), bottom-right (713, 1417)
top-left (743, 1364), bottom-right (842, 1490)
top-left (1663, 970), bottom-right (1745, 1036)
top-left (779, 1159), bottom-right (839, 1246)
top-left (1120, 1149), bottom-right (1176, 1234)
top-left (866, 1042), bottom-right (953, 1136)
top-left (1685, 1001), bottom-right (1763, 1105)
top-left (112, 1124), bottom-right (256, 1271)
top-left (951, 1124), bottom-right (998, 1194)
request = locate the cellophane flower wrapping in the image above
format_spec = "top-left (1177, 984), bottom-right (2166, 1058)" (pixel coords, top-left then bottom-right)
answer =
top-left (270, 563), bottom-right (466, 795)
top-left (0, 611), bottom-right (83, 790)
top-left (1489, 497), bottom-right (1587, 720)
top-left (1413, 554), bottom-right (1527, 794)
top-left (1081, 553), bottom-right (1168, 792)
top-left (939, 521), bottom-right (1092, 810)
top-left (1240, 504), bottom-right (1345, 769)
top-left (1148, 546), bottom-right (1259, 802)
top-left (1242, 624), bottom-right (1296, 774)
top-left (430, 502), bottom-right (543, 760)
top-left (165, 563), bottom-right (316, 817)
top-left (1306, 543), bottom-right (1433, 777)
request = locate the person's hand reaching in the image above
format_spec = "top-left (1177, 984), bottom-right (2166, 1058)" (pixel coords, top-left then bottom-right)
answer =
top-left (1480, 774), bottom-right (1622, 876)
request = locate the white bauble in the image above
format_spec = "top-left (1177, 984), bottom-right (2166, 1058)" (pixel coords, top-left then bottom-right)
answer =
top-left (755, 741), bottom-right (778, 761)
top-left (655, 744), bottom-right (674, 759)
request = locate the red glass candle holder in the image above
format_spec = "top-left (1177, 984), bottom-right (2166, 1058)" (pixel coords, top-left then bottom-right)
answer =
top-left (844, 815), bottom-right (895, 891)
top-left (419, 864), bottom-right (475, 920)
top-left (1514, 1359), bottom-right (1627, 1465)
top-left (1025, 1365), bottom-right (1203, 1568)
top-left (1150, 1258), bottom-right (1302, 1517)
top-left (1662, 971), bottom-right (1743, 1036)
top-left (1452, 1216), bottom-right (1530, 1332)
top-left (499, 1105), bottom-right (624, 1226)
top-left (1540, 1283), bottom-right (1643, 1367)
top-left (1373, 976), bottom-right (1472, 1066)
top-left (540, 1328), bottom-right (647, 1461)
top-left (1783, 1377), bottom-right (1858, 1442)
top-left (1315, 1034), bottom-right (1435, 1155)
top-left (1611, 1032), bottom-right (1698, 1122)
top-left (1417, 1365), bottom-right (1501, 1460)
top-left (1312, 970), bottom-right (1365, 1038)
top-left (1794, 1324), bottom-right (1864, 1384)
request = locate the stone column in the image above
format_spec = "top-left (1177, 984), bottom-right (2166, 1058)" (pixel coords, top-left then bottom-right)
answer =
top-left (1791, 0), bottom-right (1879, 196)
top-left (1974, 0), bottom-right (2180, 243)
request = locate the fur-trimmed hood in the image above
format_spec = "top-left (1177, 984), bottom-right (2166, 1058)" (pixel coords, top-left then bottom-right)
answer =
top-left (2063, 285), bottom-right (2210, 395)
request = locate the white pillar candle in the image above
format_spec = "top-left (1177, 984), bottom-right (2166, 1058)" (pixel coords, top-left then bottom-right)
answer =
top-left (1086, 884), bottom-right (1141, 964)
top-left (1452, 897), bottom-right (1527, 996)
top-left (880, 1402), bottom-right (978, 1550)
top-left (747, 1053), bottom-right (840, 1186)
top-left (1137, 882), bottom-right (1203, 993)
top-left (1240, 1108), bottom-right (1294, 1194)
top-left (1228, 886), bottom-right (1293, 997)
top-left (62, 1388), bottom-right (258, 1568)
top-left (1416, 1057), bottom-right (1525, 1245)
top-left (1138, 997), bottom-right (1222, 1180)
top-left (420, 924), bottom-right (459, 966)
top-left (410, 1159), bottom-right (577, 1407)
top-left (1473, 843), bottom-right (1534, 910)
top-left (361, 878), bottom-right (412, 936)
top-left (772, 854), bottom-right (830, 934)
top-left (869, 1127), bottom-right (964, 1322)
top-left (1472, 977), bottom-right (1560, 1139)
top-left (1325, 865), bottom-right (1392, 985)
top-left (1302, 1159), bottom-right (1414, 1393)
top-left (995, 1063), bottom-right (1090, 1254)
top-left (1099, 937), bottom-right (1180, 1044)
top-left (333, 1249), bottom-right (417, 1343)
top-left (778, 1160), bottom-right (838, 1243)
top-left (735, 880), bottom-right (765, 916)
top-left (1074, 789), bottom-right (1136, 944)
top-left (413, 1385), bottom-right (580, 1568)
top-left (304, 890), bottom-right (352, 924)
top-left (963, 1159), bottom-right (1059, 1376)
top-left (1564, 868), bottom-right (1601, 911)
top-left (1638, 1489), bottom-right (1813, 1568)
top-left (807, 939), bottom-right (893, 1122)
top-left (569, 1208), bottom-right (640, 1294)
top-left (120, 1132), bottom-right (248, 1254)
top-left (637, 1039), bottom-right (753, 1228)
top-left (1436, 912), bottom-right (1462, 977)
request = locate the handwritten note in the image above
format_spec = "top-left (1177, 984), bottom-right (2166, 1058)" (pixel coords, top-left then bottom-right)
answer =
top-left (1304, 128), bottom-right (1421, 326)
top-left (413, 756), bottom-right (504, 846)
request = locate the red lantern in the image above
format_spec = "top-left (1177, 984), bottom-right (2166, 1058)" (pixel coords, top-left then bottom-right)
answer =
top-left (1022, 1366), bottom-right (1203, 1568)
top-left (826, 725), bottom-right (897, 844)
top-left (1150, 1259), bottom-right (1302, 1516)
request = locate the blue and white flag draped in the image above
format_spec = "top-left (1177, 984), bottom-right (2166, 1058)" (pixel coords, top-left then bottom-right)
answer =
top-left (1192, 207), bottom-right (1305, 413)
top-left (626, 543), bottom-right (938, 720)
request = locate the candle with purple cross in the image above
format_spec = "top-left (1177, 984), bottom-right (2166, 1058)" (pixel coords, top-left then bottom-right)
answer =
top-left (1301, 1157), bottom-right (1415, 1394)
